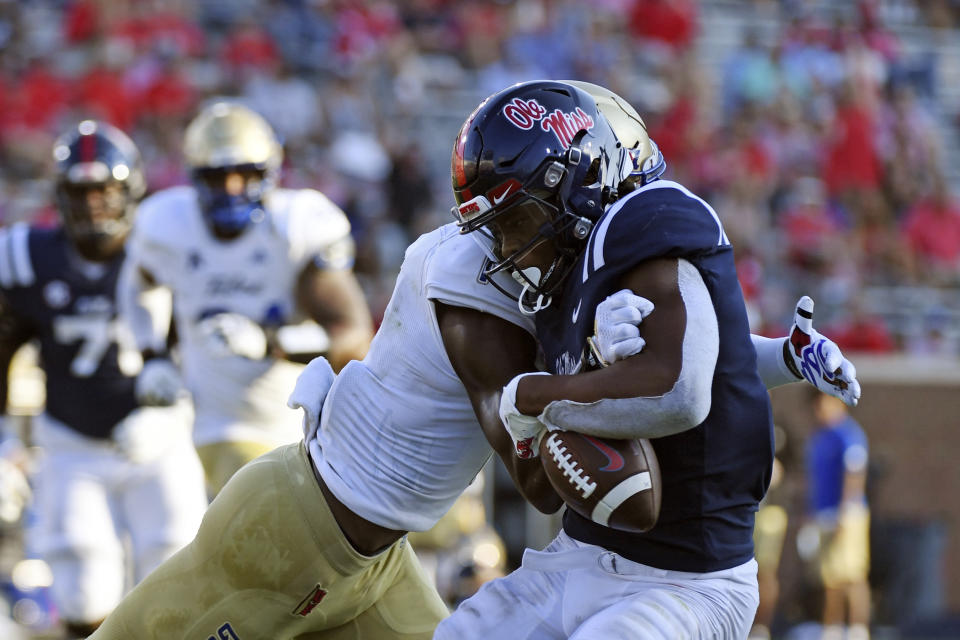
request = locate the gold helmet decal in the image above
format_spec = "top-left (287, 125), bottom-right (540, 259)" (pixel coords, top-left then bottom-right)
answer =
top-left (183, 101), bottom-right (283, 173)
top-left (565, 81), bottom-right (665, 187)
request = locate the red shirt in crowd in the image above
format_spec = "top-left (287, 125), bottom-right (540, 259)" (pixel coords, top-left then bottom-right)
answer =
top-left (824, 316), bottom-right (896, 353)
top-left (75, 67), bottom-right (136, 131)
top-left (823, 101), bottom-right (882, 196)
top-left (628, 0), bottom-right (698, 51)
top-left (902, 194), bottom-right (960, 268)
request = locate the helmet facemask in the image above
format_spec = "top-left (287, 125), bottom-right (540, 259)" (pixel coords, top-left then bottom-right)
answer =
top-left (56, 180), bottom-right (135, 260)
top-left (192, 164), bottom-right (270, 239)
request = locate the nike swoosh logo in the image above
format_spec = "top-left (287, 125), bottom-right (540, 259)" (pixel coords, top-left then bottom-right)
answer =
top-left (492, 185), bottom-right (514, 205)
top-left (583, 435), bottom-right (625, 472)
top-left (571, 299), bottom-right (582, 323)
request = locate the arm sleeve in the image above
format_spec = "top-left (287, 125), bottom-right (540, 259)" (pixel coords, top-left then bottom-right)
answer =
top-left (751, 335), bottom-right (802, 389)
top-left (539, 259), bottom-right (718, 438)
top-left (117, 244), bottom-right (173, 355)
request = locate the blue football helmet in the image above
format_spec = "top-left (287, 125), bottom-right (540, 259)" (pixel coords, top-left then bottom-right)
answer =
top-left (52, 120), bottom-right (146, 260)
top-left (452, 80), bottom-right (628, 311)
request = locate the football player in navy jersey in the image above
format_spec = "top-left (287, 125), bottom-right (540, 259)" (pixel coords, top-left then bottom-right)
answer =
top-left (440, 81), bottom-right (861, 640)
top-left (0, 121), bottom-right (207, 638)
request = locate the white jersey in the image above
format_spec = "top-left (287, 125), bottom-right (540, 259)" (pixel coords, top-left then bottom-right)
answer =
top-left (127, 185), bottom-right (353, 447)
top-left (309, 223), bottom-right (534, 532)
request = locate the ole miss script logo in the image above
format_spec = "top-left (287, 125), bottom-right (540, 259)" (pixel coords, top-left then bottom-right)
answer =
top-left (502, 98), bottom-right (595, 149)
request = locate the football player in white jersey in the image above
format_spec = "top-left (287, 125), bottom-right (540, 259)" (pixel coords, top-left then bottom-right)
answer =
top-left (92, 222), bottom-right (561, 639)
top-left (0, 121), bottom-right (207, 638)
top-left (119, 101), bottom-right (374, 495)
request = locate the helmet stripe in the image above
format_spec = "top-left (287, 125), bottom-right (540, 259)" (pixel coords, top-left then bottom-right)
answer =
top-left (80, 130), bottom-right (97, 164)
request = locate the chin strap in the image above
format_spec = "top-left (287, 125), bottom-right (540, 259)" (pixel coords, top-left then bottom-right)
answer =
top-left (513, 266), bottom-right (551, 315)
top-left (517, 283), bottom-right (550, 315)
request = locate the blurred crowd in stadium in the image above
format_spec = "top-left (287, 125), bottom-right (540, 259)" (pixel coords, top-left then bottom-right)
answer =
top-left (1, 0), bottom-right (959, 352)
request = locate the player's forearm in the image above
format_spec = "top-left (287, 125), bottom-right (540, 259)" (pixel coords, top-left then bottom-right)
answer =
top-left (324, 325), bottom-right (372, 371)
top-left (523, 365), bottom-right (712, 439)
top-left (514, 361), bottom-right (678, 415)
top-left (477, 388), bottom-right (562, 513)
top-left (117, 262), bottom-right (172, 354)
top-left (519, 261), bottom-right (719, 439)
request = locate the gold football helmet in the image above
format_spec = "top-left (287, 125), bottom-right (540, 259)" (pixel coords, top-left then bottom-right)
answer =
top-left (565, 81), bottom-right (666, 189)
top-left (183, 102), bottom-right (283, 236)
top-left (184, 101), bottom-right (283, 173)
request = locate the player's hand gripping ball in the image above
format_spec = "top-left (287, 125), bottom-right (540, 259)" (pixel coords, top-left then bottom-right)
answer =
top-left (540, 430), bottom-right (661, 533)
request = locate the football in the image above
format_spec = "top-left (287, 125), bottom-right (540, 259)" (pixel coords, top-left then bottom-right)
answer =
top-left (539, 431), bottom-right (661, 533)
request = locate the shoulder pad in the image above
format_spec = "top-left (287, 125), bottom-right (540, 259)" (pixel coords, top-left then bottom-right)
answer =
top-left (0, 223), bottom-right (37, 288)
top-left (270, 189), bottom-right (353, 268)
top-left (582, 180), bottom-right (730, 279)
top-left (133, 186), bottom-right (204, 249)
top-left (270, 188), bottom-right (351, 243)
top-left (424, 225), bottom-right (534, 335)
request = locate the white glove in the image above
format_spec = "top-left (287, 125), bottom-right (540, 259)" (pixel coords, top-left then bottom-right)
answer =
top-left (135, 358), bottom-right (183, 406)
top-left (197, 312), bottom-right (268, 360)
top-left (287, 356), bottom-right (336, 441)
top-left (591, 289), bottom-right (655, 366)
top-left (113, 409), bottom-right (188, 464)
top-left (786, 296), bottom-right (861, 407)
top-left (500, 372), bottom-right (552, 459)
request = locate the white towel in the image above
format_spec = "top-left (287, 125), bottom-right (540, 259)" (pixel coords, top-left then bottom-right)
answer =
top-left (287, 356), bottom-right (336, 441)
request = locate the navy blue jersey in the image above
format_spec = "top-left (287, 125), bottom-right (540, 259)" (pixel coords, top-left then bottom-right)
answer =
top-left (0, 225), bottom-right (138, 439)
top-left (536, 181), bottom-right (774, 573)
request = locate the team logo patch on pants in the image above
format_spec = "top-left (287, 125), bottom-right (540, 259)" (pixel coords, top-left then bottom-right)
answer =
top-left (294, 584), bottom-right (328, 616)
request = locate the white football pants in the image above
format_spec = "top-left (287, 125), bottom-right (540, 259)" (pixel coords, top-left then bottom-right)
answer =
top-left (435, 530), bottom-right (759, 640)
top-left (30, 406), bottom-right (207, 624)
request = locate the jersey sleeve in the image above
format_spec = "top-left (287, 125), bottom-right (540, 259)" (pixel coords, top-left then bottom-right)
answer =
top-left (584, 180), bottom-right (732, 281)
top-left (126, 188), bottom-right (194, 284)
top-left (423, 227), bottom-right (535, 336)
top-left (284, 190), bottom-right (355, 271)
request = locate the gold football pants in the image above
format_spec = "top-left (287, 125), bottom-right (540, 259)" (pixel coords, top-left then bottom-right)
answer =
top-left (89, 442), bottom-right (449, 639)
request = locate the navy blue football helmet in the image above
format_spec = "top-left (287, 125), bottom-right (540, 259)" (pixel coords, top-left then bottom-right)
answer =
top-left (452, 81), bottom-right (628, 311)
top-left (52, 120), bottom-right (146, 260)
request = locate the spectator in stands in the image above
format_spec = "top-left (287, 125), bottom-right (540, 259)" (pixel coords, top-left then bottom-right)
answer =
top-left (901, 173), bottom-right (960, 284)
